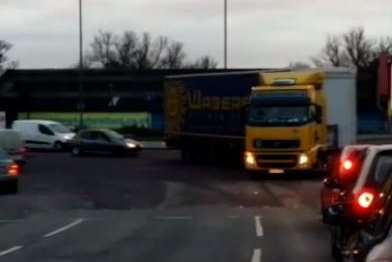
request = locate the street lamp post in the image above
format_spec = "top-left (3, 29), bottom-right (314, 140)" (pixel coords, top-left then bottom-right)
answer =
top-left (78, 0), bottom-right (84, 128)
top-left (224, 0), bottom-right (228, 69)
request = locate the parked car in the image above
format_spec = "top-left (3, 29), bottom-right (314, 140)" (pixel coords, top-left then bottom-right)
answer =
top-left (70, 129), bottom-right (143, 157)
top-left (366, 223), bottom-right (392, 262)
top-left (322, 145), bottom-right (392, 261)
top-left (0, 148), bottom-right (20, 193)
top-left (12, 120), bottom-right (75, 150)
top-left (322, 145), bottom-right (370, 223)
top-left (321, 145), bottom-right (370, 260)
top-left (0, 129), bottom-right (27, 165)
top-left (355, 148), bottom-right (392, 262)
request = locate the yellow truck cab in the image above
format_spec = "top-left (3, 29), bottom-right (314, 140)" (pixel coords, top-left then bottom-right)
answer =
top-left (244, 69), bottom-right (357, 174)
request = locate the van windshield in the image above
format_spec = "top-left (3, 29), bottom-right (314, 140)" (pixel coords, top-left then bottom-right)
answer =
top-left (48, 123), bottom-right (70, 134)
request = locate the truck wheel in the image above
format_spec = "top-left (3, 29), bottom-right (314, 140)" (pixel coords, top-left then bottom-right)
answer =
top-left (246, 171), bottom-right (258, 180)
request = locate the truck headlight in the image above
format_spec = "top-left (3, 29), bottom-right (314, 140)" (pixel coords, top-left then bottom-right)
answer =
top-left (245, 152), bottom-right (256, 166)
top-left (298, 153), bottom-right (309, 165)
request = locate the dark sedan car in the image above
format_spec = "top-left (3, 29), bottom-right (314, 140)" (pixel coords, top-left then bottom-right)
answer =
top-left (323, 145), bottom-right (392, 261)
top-left (0, 148), bottom-right (20, 193)
top-left (366, 223), bottom-right (392, 262)
top-left (70, 129), bottom-right (143, 157)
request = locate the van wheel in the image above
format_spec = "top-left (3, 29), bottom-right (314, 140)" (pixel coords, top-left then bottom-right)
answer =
top-left (71, 147), bottom-right (81, 156)
top-left (54, 141), bottom-right (63, 151)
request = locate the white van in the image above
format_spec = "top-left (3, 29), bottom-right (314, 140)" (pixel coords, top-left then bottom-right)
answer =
top-left (12, 120), bottom-right (75, 150)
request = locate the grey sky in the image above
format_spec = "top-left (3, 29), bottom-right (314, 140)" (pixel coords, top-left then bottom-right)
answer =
top-left (1, 0), bottom-right (391, 68)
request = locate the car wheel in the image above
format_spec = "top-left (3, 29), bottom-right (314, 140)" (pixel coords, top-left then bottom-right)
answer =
top-left (332, 242), bottom-right (342, 261)
top-left (7, 180), bottom-right (18, 194)
top-left (71, 147), bottom-right (81, 156)
top-left (54, 141), bottom-right (63, 151)
top-left (113, 149), bottom-right (125, 157)
top-left (128, 151), bottom-right (139, 158)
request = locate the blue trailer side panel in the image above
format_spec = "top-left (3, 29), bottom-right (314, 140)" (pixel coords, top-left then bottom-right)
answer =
top-left (165, 72), bottom-right (260, 138)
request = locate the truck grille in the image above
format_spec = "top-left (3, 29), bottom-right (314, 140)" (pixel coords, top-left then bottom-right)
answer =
top-left (259, 162), bottom-right (297, 168)
top-left (256, 154), bottom-right (298, 168)
top-left (254, 140), bottom-right (300, 149)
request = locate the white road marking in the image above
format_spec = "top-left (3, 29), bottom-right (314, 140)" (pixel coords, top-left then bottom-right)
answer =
top-left (43, 218), bottom-right (84, 238)
top-left (251, 248), bottom-right (262, 262)
top-left (0, 246), bottom-right (23, 257)
top-left (154, 216), bottom-right (193, 220)
top-left (254, 216), bottom-right (263, 237)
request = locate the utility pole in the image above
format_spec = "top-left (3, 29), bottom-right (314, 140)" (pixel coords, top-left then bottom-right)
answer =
top-left (224, 0), bottom-right (228, 69)
top-left (78, 0), bottom-right (85, 128)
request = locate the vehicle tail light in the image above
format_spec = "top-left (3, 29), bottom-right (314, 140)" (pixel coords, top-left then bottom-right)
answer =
top-left (357, 191), bottom-right (375, 209)
top-left (337, 148), bottom-right (367, 182)
top-left (352, 188), bottom-right (378, 216)
top-left (338, 154), bottom-right (366, 185)
top-left (342, 159), bottom-right (353, 170)
top-left (7, 164), bottom-right (19, 176)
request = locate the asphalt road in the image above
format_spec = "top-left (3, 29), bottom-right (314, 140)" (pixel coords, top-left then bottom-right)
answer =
top-left (0, 150), bottom-right (332, 262)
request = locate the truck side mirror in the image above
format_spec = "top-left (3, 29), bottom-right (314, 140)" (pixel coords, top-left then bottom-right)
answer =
top-left (315, 106), bottom-right (322, 124)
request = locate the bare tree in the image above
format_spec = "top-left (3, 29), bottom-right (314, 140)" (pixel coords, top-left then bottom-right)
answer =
top-left (133, 33), bottom-right (152, 70)
top-left (0, 40), bottom-right (16, 72)
top-left (87, 30), bottom-right (217, 70)
top-left (191, 56), bottom-right (218, 69)
top-left (115, 31), bottom-right (138, 68)
top-left (312, 36), bottom-right (348, 67)
top-left (288, 61), bottom-right (311, 70)
top-left (343, 27), bottom-right (374, 68)
top-left (161, 41), bottom-right (186, 69)
top-left (149, 36), bottom-right (168, 68)
top-left (134, 33), bottom-right (169, 70)
top-left (89, 30), bottom-right (118, 68)
top-left (312, 27), bottom-right (392, 69)
top-left (373, 37), bottom-right (392, 57)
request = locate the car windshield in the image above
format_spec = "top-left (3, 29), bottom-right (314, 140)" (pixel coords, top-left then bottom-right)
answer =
top-left (48, 123), bottom-right (70, 134)
top-left (106, 130), bottom-right (124, 140)
top-left (248, 106), bottom-right (312, 126)
top-left (372, 154), bottom-right (392, 186)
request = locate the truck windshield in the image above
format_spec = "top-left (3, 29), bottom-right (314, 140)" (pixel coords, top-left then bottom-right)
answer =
top-left (248, 106), bottom-right (312, 126)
